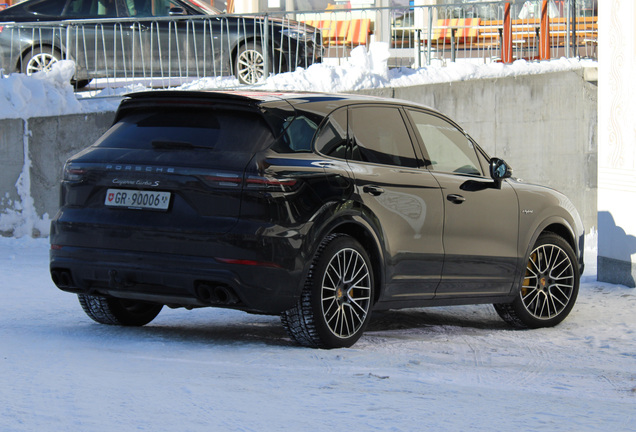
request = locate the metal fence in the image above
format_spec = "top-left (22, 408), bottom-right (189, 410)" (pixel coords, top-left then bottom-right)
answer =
top-left (0, 0), bottom-right (597, 89)
top-left (289, 0), bottom-right (597, 68)
top-left (0, 14), bottom-right (323, 87)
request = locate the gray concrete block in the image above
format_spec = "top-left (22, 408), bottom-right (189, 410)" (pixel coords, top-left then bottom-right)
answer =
top-left (28, 112), bottom-right (116, 218)
top-left (0, 118), bottom-right (24, 211)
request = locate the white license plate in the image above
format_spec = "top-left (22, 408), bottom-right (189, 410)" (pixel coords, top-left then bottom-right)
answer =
top-left (105, 189), bottom-right (171, 210)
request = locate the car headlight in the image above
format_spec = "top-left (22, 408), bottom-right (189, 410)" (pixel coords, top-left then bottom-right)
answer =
top-left (280, 28), bottom-right (311, 41)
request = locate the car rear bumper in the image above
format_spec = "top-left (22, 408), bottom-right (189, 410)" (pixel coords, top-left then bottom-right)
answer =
top-left (50, 245), bottom-right (303, 314)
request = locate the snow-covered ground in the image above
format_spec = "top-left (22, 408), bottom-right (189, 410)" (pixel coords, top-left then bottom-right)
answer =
top-left (0, 237), bottom-right (634, 431)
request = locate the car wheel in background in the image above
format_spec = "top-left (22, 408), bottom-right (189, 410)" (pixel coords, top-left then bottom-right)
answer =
top-left (281, 234), bottom-right (374, 349)
top-left (235, 42), bottom-right (271, 85)
top-left (494, 233), bottom-right (579, 329)
top-left (21, 46), bottom-right (91, 89)
top-left (21, 46), bottom-right (61, 75)
top-left (78, 294), bottom-right (163, 326)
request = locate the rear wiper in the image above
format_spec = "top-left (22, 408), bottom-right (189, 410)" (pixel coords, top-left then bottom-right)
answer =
top-left (152, 140), bottom-right (211, 150)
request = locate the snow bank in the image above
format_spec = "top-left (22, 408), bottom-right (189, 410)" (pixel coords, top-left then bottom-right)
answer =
top-left (182, 44), bottom-right (592, 93)
top-left (0, 60), bottom-right (120, 119)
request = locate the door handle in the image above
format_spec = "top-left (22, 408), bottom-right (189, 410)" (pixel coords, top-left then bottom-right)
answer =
top-left (447, 194), bottom-right (466, 204)
top-left (363, 185), bottom-right (385, 196)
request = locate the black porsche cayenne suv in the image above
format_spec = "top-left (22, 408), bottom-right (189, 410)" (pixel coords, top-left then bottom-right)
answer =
top-left (50, 90), bottom-right (584, 348)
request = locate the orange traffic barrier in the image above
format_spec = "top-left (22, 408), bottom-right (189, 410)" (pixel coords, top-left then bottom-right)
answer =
top-left (302, 18), bottom-right (371, 47)
top-left (345, 18), bottom-right (371, 45)
top-left (433, 18), bottom-right (481, 42)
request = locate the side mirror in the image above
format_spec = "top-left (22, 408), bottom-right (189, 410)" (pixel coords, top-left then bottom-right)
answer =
top-left (489, 158), bottom-right (512, 188)
top-left (168, 7), bottom-right (187, 15)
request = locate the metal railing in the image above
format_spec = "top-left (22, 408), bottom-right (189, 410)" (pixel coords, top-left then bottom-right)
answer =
top-left (289, 0), bottom-right (597, 68)
top-left (0, 1), bottom-right (596, 89)
top-left (0, 14), bottom-right (323, 87)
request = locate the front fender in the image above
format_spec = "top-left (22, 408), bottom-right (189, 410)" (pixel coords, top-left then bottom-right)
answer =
top-left (512, 180), bottom-right (585, 294)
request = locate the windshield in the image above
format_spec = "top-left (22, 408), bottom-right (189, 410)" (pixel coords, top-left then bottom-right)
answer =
top-left (182, 0), bottom-right (220, 14)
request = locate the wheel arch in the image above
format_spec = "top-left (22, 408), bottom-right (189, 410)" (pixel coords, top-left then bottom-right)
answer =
top-left (515, 216), bottom-right (582, 295)
top-left (541, 222), bottom-right (577, 254)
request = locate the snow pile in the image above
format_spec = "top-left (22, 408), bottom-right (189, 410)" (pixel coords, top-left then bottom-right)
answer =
top-left (0, 60), bottom-right (121, 120)
top-left (182, 43), bottom-right (591, 93)
top-left (1, 60), bottom-right (83, 119)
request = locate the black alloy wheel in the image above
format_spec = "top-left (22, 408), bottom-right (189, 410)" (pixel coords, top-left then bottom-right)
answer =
top-left (494, 233), bottom-right (579, 329)
top-left (281, 234), bottom-right (374, 348)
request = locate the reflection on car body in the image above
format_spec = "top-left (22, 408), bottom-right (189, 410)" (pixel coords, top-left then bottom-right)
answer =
top-left (49, 91), bottom-right (584, 348)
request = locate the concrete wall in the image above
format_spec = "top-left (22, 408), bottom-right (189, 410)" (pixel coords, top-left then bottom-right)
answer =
top-left (0, 69), bottom-right (598, 237)
top-left (28, 113), bottom-right (116, 218)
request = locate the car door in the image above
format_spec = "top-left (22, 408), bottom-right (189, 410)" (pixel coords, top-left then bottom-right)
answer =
top-left (346, 105), bottom-right (445, 301)
top-left (406, 109), bottom-right (519, 297)
top-left (136, 0), bottom-right (227, 78)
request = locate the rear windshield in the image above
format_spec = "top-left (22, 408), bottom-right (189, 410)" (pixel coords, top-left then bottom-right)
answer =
top-left (95, 109), bottom-right (275, 153)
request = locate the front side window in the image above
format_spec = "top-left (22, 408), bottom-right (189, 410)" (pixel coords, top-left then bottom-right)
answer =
top-left (408, 110), bottom-right (482, 176)
top-left (349, 106), bottom-right (418, 168)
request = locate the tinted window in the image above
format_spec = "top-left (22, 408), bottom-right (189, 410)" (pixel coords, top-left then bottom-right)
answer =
top-left (273, 115), bottom-right (318, 153)
top-left (408, 110), bottom-right (482, 176)
top-left (349, 106), bottom-right (418, 168)
top-left (314, 108), bottom-right (348, 159)
top-left (63, 0), bottom-right (120, 17)
top-left (26, 0), bottom-right (66, 15)
top-left (63, 0), bottom-right (129, 16)
top-left (94, 109), bottom-right (274, 153)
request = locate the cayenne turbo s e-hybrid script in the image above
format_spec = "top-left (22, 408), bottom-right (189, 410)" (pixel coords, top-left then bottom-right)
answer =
top-left (49, 91), bottom-right (584, 348)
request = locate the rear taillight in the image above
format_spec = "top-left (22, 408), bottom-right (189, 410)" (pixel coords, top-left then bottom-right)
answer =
top-left (63, 163), bottom-right (86, 182)
top-left (200, 173), bottom-right (298, 191)
top-left (200, 173), bottom-right (242, 188)
top-left (245, 176), bottom-right (298, 191)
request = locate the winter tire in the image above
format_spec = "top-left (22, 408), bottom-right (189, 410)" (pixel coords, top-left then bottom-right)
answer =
top-left (78, 294), bottom-right (163, 327)
top-left (281, 234), bottom-right (374, 349)
top-left (494, 233), bottom-right (579, 329)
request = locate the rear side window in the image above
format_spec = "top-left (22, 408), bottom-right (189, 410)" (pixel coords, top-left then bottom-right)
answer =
top-left (95, 109), bottom-right (275, 154)
top-left (273, 115), bottom-right (318, 153)
top-left (314, 108), bottom-right (348, 159)
top-left (349, 106), bottom-right (418, 168)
